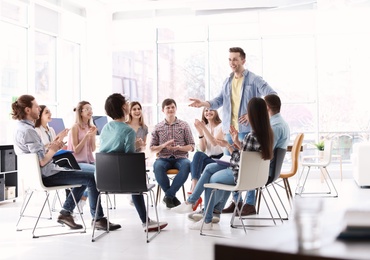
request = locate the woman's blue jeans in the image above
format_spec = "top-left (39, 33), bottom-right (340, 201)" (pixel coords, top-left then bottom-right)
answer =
top-left (153, 157), bottom-right (190, 199)
top-left (42, 163), bottom-right (104, 219)
top-left (190, 151), bottom-right (216, 180)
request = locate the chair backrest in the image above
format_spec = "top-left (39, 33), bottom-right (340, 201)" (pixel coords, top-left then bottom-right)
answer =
top-left (321, 139), bottom-right (333, 166)
top-left (280, 133), bottom-right (304, 178)
top-left (17, 153), bottom-right (46, 192)
top-left (95, 152), bottom-right (148, 193)
top-left (234, 151), bottom-right (270, 191)
top-left (266, 148), bottom-right (287, 185)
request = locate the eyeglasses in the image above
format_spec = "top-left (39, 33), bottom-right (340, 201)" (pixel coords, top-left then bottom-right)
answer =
top-left (82, 107), bottom-right (93, 112)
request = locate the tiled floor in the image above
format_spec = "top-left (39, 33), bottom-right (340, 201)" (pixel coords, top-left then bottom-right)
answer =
top-left (1, 170), bottom-right (369, 260)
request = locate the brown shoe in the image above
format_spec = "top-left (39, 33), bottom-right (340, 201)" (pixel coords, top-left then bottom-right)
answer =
top-left (57, 214), bottom-right (83, 229)
top-left (92, 217), bottom-right (121, 231)
top-left (222, 201), bottom-right (243, 214)
top-left (239, 203), bottom-right (257, 216)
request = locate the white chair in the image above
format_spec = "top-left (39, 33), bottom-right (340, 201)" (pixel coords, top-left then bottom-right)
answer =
top-left (92, 152), bottom-right (161, 243)
top-left (201, 151), bottom-right (270, 237)
top-left (16, 153), bottom-right (86, 238)
top-left (296, 140), bottom-right (338, 197)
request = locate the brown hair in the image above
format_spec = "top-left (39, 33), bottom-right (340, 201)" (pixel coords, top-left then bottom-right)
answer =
top-left (73, 101), bottom-right (92, 127)
top-left (248, 97), bottom-right (273, 160)
top-left (104, 93), bottom-right (128, 120)
top-left (201, 108), bottom-right (222, 125)
top-left (11, 95), bottom-right (35, 120)
top-left (229, 47), bottom-right (246, 60)
top-left (162, 98), bottom-right (177, 109)
top-left (35, 105), bottom-right (47, 128)
top-left (127, 101), bottom-right (146, 127)
top-left (264, 94), bottom-right (281, 114)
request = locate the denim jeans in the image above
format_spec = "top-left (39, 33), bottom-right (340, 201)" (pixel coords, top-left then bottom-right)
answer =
top-left (153, 157), bottom-right (190, 198)
top-left (203, 168), bottom-right (235, 223)
top-left (187, 163), bottom-right (227, 204)
top-left (190, 151), bottom-right (217, 180)
top-left (132, 194), bottom-right (147, 223)
top-left (42, 163), bottom-right (104, 219)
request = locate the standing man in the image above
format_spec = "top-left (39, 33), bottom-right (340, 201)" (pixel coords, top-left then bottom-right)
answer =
top-left (11, 94), bottom-right (121, 231)
top-left (189, 47), bottom-right (277, 213)
top-left (150, 98), bottom-right (195, 208)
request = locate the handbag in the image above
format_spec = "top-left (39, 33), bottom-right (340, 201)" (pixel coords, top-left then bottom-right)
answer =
top-left (52, 150), bottom-right (81, 170)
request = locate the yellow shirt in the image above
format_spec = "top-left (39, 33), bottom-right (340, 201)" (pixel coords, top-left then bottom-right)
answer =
top-left (231, 76), bottom-right (244, 131)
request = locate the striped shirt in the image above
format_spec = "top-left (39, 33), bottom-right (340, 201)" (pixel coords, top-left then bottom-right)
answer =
top-left (150, 117), bottom-right (195, 159)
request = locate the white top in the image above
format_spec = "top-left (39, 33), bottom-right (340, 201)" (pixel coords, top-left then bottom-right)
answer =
top-left (35, 125), bottom-right (57, 146)
top-left (204, 123), bottom-right (223, 156)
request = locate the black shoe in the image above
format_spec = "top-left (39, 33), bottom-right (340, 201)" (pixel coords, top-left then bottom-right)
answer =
top-left (57, 214), bottom-right (83, 229)
top-left (163, 196), bottom-right (175, 208)
top-left (173, 197), bottom-right (181, 207)
top-left (92, 217), bottom-right (121, 231)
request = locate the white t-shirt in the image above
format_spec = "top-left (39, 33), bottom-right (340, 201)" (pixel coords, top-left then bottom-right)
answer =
top-left (35, 125), bottom-right (57, 146)
top-left (204, 123), bottom-right (223, 156)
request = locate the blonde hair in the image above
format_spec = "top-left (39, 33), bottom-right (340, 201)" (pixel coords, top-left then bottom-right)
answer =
top-left (73, 101), bottom-right (93, 127)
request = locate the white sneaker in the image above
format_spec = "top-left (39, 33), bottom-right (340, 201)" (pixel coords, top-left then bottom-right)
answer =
top-left (171, 202), bottom-right (194, 214)
top-left (189, 219), bottom-right (212, 230)
top-left (143, 219), bottom-right (168, 232)
top-left (188, 209), bottom-right (220, 223)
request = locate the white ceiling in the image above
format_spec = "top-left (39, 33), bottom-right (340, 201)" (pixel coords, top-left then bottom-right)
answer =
top-left (96, 0), bottom-right (317, 13)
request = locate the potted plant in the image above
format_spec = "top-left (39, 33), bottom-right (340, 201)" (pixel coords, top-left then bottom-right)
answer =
top-left (314, 140), bottom-right (325, 151)
top-left (313, 140), bottom-right (325, 159)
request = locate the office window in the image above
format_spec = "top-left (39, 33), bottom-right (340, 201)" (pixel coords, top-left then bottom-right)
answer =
top-left (0, 22), bottom-right (27, 144)
top-left (57, 40), bottom-right (81, 123)
top-left (112, 44), bottom-right (155, 105)
top-left (157, 42), bottom-right (206, 103)
top-left (35, 32), bottom-right (56, 102)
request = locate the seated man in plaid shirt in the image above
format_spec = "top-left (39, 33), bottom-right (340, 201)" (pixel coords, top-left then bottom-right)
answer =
top-left (150, 98), bottom-right (195, 208)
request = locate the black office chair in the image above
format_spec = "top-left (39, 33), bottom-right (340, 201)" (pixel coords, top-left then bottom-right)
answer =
top-left (91, 152), bottom-right (162, 243)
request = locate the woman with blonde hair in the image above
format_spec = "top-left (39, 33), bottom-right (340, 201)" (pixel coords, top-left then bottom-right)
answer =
top-left (67, 101), bottom-right (97, 211)
top-left (126, 101), bottom-right (148, 152)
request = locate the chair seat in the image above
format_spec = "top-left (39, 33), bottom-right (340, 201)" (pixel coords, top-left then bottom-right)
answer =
top-left (204, 183), bottom-right (239, 192)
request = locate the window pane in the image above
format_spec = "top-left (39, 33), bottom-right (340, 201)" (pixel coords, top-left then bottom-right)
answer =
top-left (0, 22), bottom-right (27, 144)
top-left (35, 32), bottom-right (56, 102)
top-left (112, 45), bottom-right (155, 104)
top-left (157, 42), bottom-right (206, 103)
top-left (57, 40), bottom-right (81, 124)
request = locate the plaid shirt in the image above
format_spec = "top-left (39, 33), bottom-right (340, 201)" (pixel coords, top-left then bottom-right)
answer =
top-left (230, 132), bottom-right (261, 183)
top-left (150, 117), bottom-right (195, 159)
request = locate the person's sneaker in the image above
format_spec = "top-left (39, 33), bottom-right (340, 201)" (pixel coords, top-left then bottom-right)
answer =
top-left (163, 196), bottom-right (175, 208)
top-left (240, 203), bottom-right (257, 216)
top-left (172, 202), bottom-right (194, 213)
top-left (57, 214), bottom-right (83, 229)
top-left (172, 196), bottom-right (181, 207)
top-left (188, 209), bottom-right (220, 223)
top-left (92, 217), bottom-right (121, 231)
top-left (189, 219), bottom-right (212, 230)
top-left (142, 220), bottom-right (168, 232)
top-left (222, 201), bottom-right (243, 213)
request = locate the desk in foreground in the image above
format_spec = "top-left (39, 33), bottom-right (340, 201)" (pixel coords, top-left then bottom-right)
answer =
top-left (214, 223), bottom-right (369, 260)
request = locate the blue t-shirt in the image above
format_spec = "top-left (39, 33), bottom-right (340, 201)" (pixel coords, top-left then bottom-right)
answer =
top-left (99, 121), bottom-right (136, 153)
